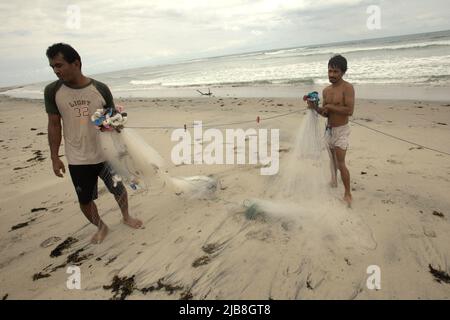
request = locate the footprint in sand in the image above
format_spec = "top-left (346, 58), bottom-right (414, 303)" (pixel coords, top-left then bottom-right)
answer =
top-left (40, 236), bottom-right (62, 248)
top-left (423, 227), bottom-right (437, 238)
top-left (202, 242), bottom-right (223, 255)
top-left (387, 159), bottom-right (403, 165)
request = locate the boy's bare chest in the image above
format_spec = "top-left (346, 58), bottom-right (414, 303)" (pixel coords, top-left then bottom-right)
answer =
top-left (325, 88), bottom-right (345, 105)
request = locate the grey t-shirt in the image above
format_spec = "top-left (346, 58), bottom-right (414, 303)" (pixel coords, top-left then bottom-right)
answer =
top-left (44, 79), bottom-right (115, 165)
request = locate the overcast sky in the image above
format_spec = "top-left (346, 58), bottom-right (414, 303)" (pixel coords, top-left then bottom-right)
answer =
top-left (0, 0), bottom-right (449, 87)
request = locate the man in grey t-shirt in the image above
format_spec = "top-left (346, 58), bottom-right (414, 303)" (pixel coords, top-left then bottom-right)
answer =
top-left (44, 43), bottom-right (143, 244)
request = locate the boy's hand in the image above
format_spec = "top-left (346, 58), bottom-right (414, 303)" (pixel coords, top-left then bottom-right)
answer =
top-left (306, 100), bottom-right (316, 109)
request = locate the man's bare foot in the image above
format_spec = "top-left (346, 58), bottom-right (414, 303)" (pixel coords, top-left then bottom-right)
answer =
top-left (343, 194), bottom-right (352, 208)
top-left (330, 180), bottom-right (338, 188)
top-left (123, 216), bottom-right (143, 229)
top-left (91, 223), bottom-right (109, 244)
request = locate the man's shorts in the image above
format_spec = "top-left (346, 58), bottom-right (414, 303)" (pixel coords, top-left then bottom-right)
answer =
top-left (325, 123), bottom-right (351, 150)
top-left (68, 162), bottom-right (126, 204)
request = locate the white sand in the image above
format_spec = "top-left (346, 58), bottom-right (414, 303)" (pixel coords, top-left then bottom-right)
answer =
top-left (0, 95), bottom-right (449, 299)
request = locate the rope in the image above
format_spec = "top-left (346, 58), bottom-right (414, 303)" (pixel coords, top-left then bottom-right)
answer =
top-left (127, 109), bottom-right (304, 130)
top-left (350, 120), bottom-right (450, 156)
top-left (127, 107), bottom-right (450, 156)
top-left (203, 109), bottom-right (302, 128)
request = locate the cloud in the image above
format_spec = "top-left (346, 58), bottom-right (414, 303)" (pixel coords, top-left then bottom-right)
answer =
top-left (0, 0), bottom-right (449, 86)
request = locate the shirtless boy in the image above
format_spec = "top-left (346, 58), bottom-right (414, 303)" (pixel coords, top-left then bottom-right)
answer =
top-left (308, 55), bottom-right (355, 206)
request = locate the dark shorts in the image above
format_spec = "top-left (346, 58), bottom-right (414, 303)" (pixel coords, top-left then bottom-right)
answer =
top-left (68, 162), bottom-right (126, 204)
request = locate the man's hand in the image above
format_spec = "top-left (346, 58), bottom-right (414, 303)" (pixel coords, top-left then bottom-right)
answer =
top-left (52, 158), bottom-right (66, 177)
top-left (306, 100), bottom-right (316, 109)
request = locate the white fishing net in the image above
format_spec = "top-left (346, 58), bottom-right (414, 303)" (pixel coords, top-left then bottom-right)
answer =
top-left (244, 109), bottom-right (376, 251)
top-left (99, 128), bottom-right (218, 198)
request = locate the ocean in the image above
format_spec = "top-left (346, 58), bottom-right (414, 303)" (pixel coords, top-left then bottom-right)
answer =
top-left (2, 30), bottom-right (450, 100)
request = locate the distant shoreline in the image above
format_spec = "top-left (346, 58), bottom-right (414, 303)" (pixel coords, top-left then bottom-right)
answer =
top-left (1, 83), bottom-right (449, 102)
top-left (0, 85), bottom-right (24, 93)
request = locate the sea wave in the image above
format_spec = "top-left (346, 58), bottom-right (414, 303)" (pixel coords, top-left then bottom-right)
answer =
top-left (260, 41), bottom-right (450, 59)
top-left (130, 80), bottom-right (162, 86)
top-left (425, 74), bottom-right (450, 83)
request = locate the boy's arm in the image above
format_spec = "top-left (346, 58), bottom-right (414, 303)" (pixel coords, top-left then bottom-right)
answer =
top-left (308, 89), bottom-right (328, 117)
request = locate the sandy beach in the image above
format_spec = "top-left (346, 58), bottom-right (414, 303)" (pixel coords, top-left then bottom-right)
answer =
top-left (0, 93), bottom-right (449, 300)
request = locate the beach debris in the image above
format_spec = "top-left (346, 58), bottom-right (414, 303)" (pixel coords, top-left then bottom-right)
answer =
top-left (361, 171), bottom-right (367, 175)
top-left (243, 200), bottom-right (267, 220)
top-left (436, 122), bottom-right (447, 125)
top-left (103, 275), bottom-right (136, 300)
top-left (196, 88), bottom-right (212, 96)
top-left (104, 275), bottom-right (189, 300)
top-left (42, 264), bottom-right (54, 272)
top-left (10, 218), bottom-right (36, 231)
top-left (141, 278), bottom-right (184, 295)
top-left (105, 256), bottom-right (117, 266)
top-left (34, 246), bottom-right (92, 280)
top-left (36, 132), bottom-right (46, 136)
top-left (429, 265), bottom-right (450, 284)
top-left (192, 255), bottom-right (211, 268)
top-left (50, 237), bottom-right (78, 257)
top-left (2, 294), bottom-right (8, 300)
top-left (31, 207), bottom-right (47, 213)
top-left (27, 150), bottom-right (45, 162)
top-left (432, 210), bottom-right (445, 218)
top-left (13, 166), bottom-right (31, 171)
top-left (32, 272), bottom-right (51, 281)
top-left (180, 289), bottom-right (194, 300)
top-left (40, 236), bottom-right (61, 248)
top-left (67, 248), bottom-right (93, 265)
